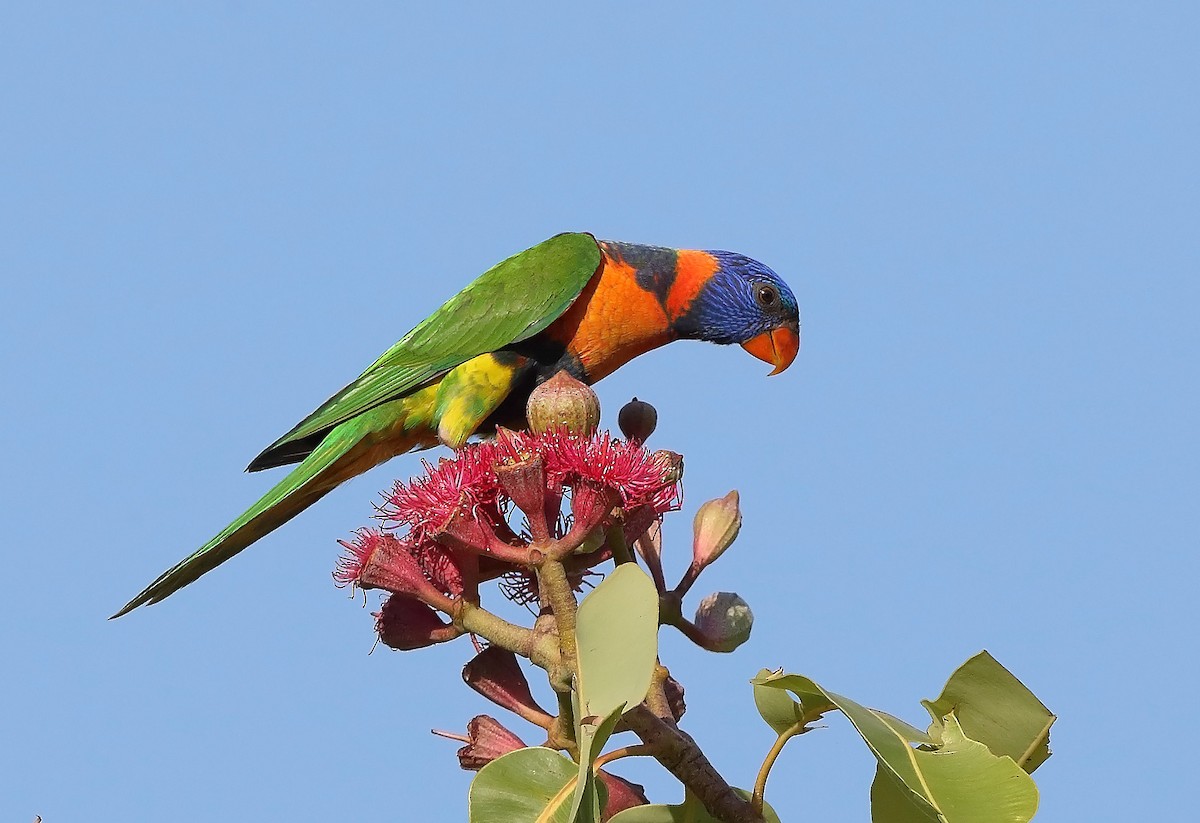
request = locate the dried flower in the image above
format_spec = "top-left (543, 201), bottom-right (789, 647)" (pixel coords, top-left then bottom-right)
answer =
top-left (462, 646), bottom-right (552, 727)
top-left (693, 592), bottom-right (754, 653)
top-left (497, 567), bottom-right (541, 606)
top-left (498, 560), bottom-right (598, 606)
top-left (374, 594), bottom-right (460, 651)
top-left (453, 715), bottom-right (527, 771)
top-left (526, 371), bottom-right (601, 436)
top-left (598, 772), bottom-right (649, 819)
top-left (617, 397), bottom-right (658, 443)
top-left (652, 450), bottom-right (685, 486)
top-left (663, 673), bottom-right (687, 721)
top-left (621, 504), bottom-right (662, 546)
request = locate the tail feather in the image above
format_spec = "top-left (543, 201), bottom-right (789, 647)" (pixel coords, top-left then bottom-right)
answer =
top-left (112, 425), bottom-right (392, 618)
top-left (246, 429), bottom-right (328, 472)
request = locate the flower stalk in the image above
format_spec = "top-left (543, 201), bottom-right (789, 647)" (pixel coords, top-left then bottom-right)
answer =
top-left (537, 558), bottom-right (580, 673)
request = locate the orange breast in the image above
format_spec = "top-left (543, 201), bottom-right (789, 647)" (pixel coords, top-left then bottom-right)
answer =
top-left (544, 251), bottom-right (674, 382)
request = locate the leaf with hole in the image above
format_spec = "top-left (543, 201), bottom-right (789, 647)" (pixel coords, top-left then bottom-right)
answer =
top-left (922, 651), bottom-right (1055, 773)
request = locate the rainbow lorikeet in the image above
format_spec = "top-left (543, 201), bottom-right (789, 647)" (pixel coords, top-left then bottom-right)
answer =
top-left (114, 232), bottom-right (799, 617)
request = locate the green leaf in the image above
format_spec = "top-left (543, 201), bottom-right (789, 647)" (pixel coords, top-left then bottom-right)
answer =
top-left (607, 789), bottom-right (781, 823)
top-left (568, 703), bottom-right (625, 823)
top-left (469, 746), bottom-right (607, 823)
top-left (753, 667), bottom-right (806, 735)
top-left (921, 651), bottom-right (1055, 773)
top-left (753, 666), bottom-right (1042, 823)
top-left (871, 765), bottom-right (941, 823)
top-left (753, 670), bottom-right (939, 809)
top-left (575, 563), bottom-right (659, 718)
top-left (871, 709), bottom-right (936, 746)
top-left (870, 714), bottom-right (1038, 823)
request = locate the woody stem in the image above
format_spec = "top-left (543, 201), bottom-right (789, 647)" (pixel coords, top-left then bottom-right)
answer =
top-left (623, 706), bottom-right (764, 823)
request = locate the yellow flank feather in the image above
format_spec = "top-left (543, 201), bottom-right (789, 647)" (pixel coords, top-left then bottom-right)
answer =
top-left (330, 385), bottom-right (442, 479)
top-left (434, 353), bottom-right (527, 447)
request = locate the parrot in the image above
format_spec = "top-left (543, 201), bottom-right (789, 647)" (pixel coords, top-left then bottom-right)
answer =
top-left (114, 232), bottom-right (799, 617)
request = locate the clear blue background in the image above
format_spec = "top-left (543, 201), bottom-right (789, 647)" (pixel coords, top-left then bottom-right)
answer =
top-left (3, 4), bottom-right (1196, 821)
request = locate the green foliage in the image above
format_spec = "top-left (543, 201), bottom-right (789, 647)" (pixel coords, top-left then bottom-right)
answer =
top-left (469, 565), bottom-right (660, 823)
top-left (752, 651), bottom-right (1053, 823)
top-left (469, 747), bottom-right (607, 823)
top-left (867, 715), bottom-right (1037, 823)
top-left (608, 790), bottom-right (781, 823)
top-left (568, 704), bottom-right (624, 823)
top-left (753, 667), bottom-right (808, 735)
top-left (921, 651), bottom-right (1055, 774)
top-left (575, 563), bottom-right (660, 718)
top-left (570, 563), bottom-right (660, 821)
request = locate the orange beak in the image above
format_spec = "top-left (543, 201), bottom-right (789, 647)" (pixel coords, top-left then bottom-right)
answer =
top-left (740, 324), bottom-right (800, 375)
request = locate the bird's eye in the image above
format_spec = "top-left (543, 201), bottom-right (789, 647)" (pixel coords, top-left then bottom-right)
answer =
top-left (755, 284), bottom-right (779, 309)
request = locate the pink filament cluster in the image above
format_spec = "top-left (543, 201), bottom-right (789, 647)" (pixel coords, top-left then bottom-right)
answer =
top-left (382, 429), bottom-right (680, 533)
top-left (344, 428), bottom-right (681, 606)
top-left (539, 430), bottom-right (682, 513)
top-left (333, 528), bottom-right (393, 587)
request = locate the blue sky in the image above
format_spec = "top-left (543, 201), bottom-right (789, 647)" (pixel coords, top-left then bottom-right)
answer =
top-left (3, 4), bottom-right (1196, 821)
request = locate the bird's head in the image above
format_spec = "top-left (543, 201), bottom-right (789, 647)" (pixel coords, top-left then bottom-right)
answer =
top-left (675, 251), bottom-right (801, 375)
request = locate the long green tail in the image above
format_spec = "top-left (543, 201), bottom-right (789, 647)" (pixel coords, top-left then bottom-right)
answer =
top-left (112, 421), bottom-right (403, 618)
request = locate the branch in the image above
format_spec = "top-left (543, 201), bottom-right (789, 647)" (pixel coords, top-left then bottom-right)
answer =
top-left (452, 601), bottom-right (559, 671)
top-left (623, 706), bottom-right (764, 823)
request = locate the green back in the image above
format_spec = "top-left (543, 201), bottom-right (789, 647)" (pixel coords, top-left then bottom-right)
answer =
top-left (260, 232), bottom-right (601, 458)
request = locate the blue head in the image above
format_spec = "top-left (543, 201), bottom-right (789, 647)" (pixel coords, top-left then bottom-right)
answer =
top-left (675, 251), bottom-right (801, 374)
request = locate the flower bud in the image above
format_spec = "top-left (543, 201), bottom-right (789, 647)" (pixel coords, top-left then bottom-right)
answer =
top-left (693, 592), bottom-right (753, 653)
top-left (374, 594), bottom-right (460, 651)
top-left (618, 397), bottom-right (657, 443)
top-left (692, 490), bottom-right (742, 570)
top-left (527, 371), bottom-right (600, 436)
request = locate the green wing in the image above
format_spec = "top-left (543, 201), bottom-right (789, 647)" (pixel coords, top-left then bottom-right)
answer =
top-left (248, 232), bottom-right (601, 470)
